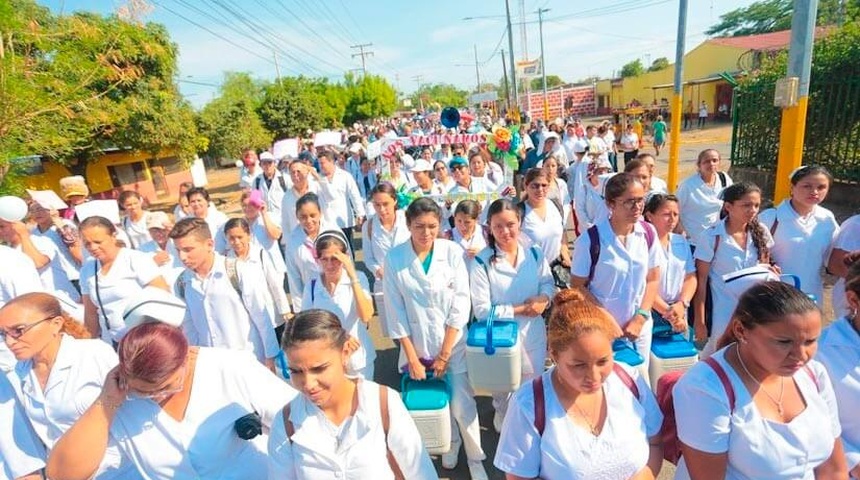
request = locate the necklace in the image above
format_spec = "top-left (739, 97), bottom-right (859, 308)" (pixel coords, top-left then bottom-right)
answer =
top-left (736, 344), bottom-right (785, 415)
top-left (571, 393), bottom-right (602, 436)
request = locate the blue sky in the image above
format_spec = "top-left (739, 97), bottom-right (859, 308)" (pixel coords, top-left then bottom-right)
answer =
top-left (39, 0), bottom-right (759, 107)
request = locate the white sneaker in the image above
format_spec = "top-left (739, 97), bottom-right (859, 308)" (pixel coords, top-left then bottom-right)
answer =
top-left (441, 439), bottom-right (461, 469)
top-left (493, 410), bottom-right (504, 433)
top-left (468, 460), bottom-right (489, 480)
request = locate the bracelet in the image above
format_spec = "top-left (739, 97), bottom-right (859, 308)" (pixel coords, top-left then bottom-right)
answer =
top-left (95, 398), bottom-right (122, 411)
top-left (635, 308), bottom-right (652, 320)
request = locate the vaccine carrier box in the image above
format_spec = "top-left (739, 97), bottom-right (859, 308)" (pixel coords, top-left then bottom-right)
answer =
top-left (401, 375), bottom-right (452, 455)
top-left (649, 333), bottom-right (699, 391)
top-left (466, 312), bottom-right (521, 395)
top-left (613, 339), bottom-right (648, 382)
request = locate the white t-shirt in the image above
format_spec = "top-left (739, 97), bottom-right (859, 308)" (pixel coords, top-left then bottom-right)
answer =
top-left (676, 172), bottom-right (733, 247)
top-left (816, 316), bottom-right (860, 472)
top-left (758, 201), bottom-right (839, 305)
top-left (122, 212), bottom-right (153, 250)
top-left (831, 214), bottom-right (860, 318)
top-left (494, 366), bottom-right (662, 479)
top-left (674, 347), bottom-right (840, 480)
top-left (521, 201), bottom-right (565, 262)
top-left (79, 248), bottom-right (161, 343)
top-left (658, 233), bottom-right (696, 305)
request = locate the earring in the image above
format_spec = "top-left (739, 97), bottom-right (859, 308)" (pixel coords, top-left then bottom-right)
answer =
top-left (738, 337), bottom-right (748, 344)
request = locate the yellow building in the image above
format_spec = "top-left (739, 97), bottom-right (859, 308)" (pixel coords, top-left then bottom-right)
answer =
top-left (595, 28), bottom-right (831, 120)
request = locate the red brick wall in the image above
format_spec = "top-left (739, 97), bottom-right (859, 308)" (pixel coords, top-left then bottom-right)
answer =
top-left (526, 85), bottom-right (596, 121)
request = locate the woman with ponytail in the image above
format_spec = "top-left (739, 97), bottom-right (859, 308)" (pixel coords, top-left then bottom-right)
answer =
top-left (470, 198), bottom-right (556, 433)
top-left (494, 288), bottom-right (663, 479)
top-left (693, 182), bottom-right (776, 356)
top-left (0, 292), bottom-right (134, 479)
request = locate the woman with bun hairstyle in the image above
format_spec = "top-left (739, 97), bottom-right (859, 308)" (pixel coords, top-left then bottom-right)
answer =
top-left (817, 260), bottom-right (860, 478)
top-left (494, 288), bottom-right (664, 479)
top-left (46, 291), bottom-right (297, 480)
top-left (268, 309), bottom-right (437, 479)
top-left (302, 230), bottom-right (375, 380)
top-left (470, 198), bottom-right (555, 432)
top-left (674, 281), bottom-right (847, 479)
top-left (0, 292), bottom-right (133, 479)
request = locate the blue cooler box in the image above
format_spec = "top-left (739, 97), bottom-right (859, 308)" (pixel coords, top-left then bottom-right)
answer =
top-left (466, 316), bottom-right (521, 395)
top-left (649, 333), bottom-right (698, 391)
top-left (401, 375), bottom-right (452, 455)
top-left (613, 339), bottom-right (649, 382)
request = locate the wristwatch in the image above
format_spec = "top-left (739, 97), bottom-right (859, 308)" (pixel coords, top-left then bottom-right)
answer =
top-left (635, 308), bottom-right (652, 320)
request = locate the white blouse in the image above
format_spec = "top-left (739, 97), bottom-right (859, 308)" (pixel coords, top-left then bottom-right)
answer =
top-left (521, 201), bottom-right (565, 262)
top-left (658, 233), bottom-right (696, 305)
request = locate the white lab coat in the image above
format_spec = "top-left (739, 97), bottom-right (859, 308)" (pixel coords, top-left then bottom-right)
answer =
top-left (361, 211), bottom-right (410, 338)
top-left (816, 316), bottom-right (860, 472)
top-left (0, 374), bottom-right (45, 480)
top-left (284, 224), bottom-right (336, 313)
top-left (110, 348), bottom-right (297, 479)
top-left (575, 174), bottom-right (613, 230)
top-left (267, 380), bottom-right (437, 479)
top-left (318, 168), bottom-right (366, 228)
top-left (831, 214), bottom-right (860, 318)
top-left (0, 246), bottom-right (44, 371)
top-left (249, 214), bottom-right (288, 276)
top-left (280, 181), bottom-right (319, 244)
top-left (6, 335), bottom-right (134, 479)
top-left (227, 244), bottom-right (290, 320)
top-left (675, 172), bottom-right (733, 247)
top-left (253, 171), bottom-right (290, 221)
top-left (203, 208), bottom-right (230, 253)
top-left (759, 201), bottom-right (839, 306)
top-left (179, 254), bottom-right (280, 362)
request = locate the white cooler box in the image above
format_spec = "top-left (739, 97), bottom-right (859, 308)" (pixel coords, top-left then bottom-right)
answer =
top-left (649, 332), bottom-right (699, 391)
top-left (401, 374), bottom-right (451, 455)
top-left (466, 310), bottom-right (521, 395)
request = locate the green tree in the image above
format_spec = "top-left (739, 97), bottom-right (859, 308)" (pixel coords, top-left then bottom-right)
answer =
top-left (647, 57), bottom-right (670, 72)
top-left (197, 72), bottom-right (271, 161)
top-left (258, 77), bottom-right (328, 139)
top-left (530, 75), bottom-right (565, 90)
top-left (410, 83), bottom-right (469, 110)
top-left (706, 0), bottom-right (860, 37)
top-left (620, 59), bottom-right (645, 78)
top-left (342, 73), bottom-right (397, 124)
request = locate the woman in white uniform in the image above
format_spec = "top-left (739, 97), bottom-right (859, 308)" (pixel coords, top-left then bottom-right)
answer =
top-left (268, 309), bottom-right (437, 479)
top-left (759, 166), bottom-right (838, 306)
top-left (445, 200), bottom-right (487, 262)
top-left (280, 160), bottom-right (319, 240)
top-left (575, 156), bottom-right (613, 230)
top-left (675, 149), bottom-right (733, 248)
top-left (301, 230), bottom-right (375, 379)
top-left (285, 193), bottom-right (334, 313)
top-left (46, 317), bottom-right (297, 480)
top-left (362, 183), bottom-right (410, 338)
top-left (829, 214), bottom-right (860, 318)
top-left (570, 173), bottom-right (664, 370)
top-left (118, 191), bottom-right (152, 250)
top-left (0, 373), bottom-right (44, 480)
top-left (520, 168), bottom-right (569, 269)
top-left (495, 288), bottom-right (664, 479)
top-left (817, 260), bottom-right (860, 478)
top-left (383, 197), bottom-right (489, 480)
top-left (240, 190), bottom-right (288, 281)
top-left (674, 281), bottom-right (847, 479)
top-left (693, 182), bottom-right (775, 356)
top-left (644, 194), bottom-right (696, 332)
top-left (470, 199), bottom-right (555, 432)
top-left (78, 216), bottom-right (169, 343)
top-left (0, 293), bottom-right (133, 479)
top-left (540, 155), bottom-right (571, 222)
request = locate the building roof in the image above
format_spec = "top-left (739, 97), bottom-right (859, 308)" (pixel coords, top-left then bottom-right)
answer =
top-left (707, 27), bottom-right (832, 51)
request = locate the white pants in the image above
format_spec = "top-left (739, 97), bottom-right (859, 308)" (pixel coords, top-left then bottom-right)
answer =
top-left (372, 289), bottom-right (392, 338)
top-left (446, 371), bottom-right (486, 462)
top-left (492, 344), bottom-right (547, 423)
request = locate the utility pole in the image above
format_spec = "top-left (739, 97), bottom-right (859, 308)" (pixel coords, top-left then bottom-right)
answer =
top-left (413, 75), bottom-right (424, 111)
top-left (537, 8), bottom-right (550, 121)
top-left (505, 0), bottom-right (519, 122)
top-left (473, 44), bottom-right (482, 98)
top-left (350, 43), bottom-right (374, 76)
top-left (501, 49), bottom-right (510, 110)
top-left (668, 0), bottom-right (688, 193)
top-left (273, 51), bottom-right (281, 81)
top-left (774, 0), bottom-right (819, 202)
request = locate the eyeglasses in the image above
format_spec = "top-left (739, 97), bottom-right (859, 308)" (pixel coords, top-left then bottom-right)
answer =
top-left (0, 315), bottom-right (56, 341)
top-left (452, 165), bottom-right (468, 171)
top-left (528, 183), bottom-right (550, 190)
top-left (126, 367), bottom-right (186, 401)
top-left (618, 197), bottom-right (646, 209)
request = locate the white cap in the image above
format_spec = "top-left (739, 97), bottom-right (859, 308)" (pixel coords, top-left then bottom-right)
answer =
top-left (0, 196), bottom-right (28, 222)
top-left (721, 265), bottom-right (780, 300)
top-left (348, 143), bottom-right (362, 154)
top-left (410, 159), bottom-right (433, 173)
top-left (121, 286), bottom-right (187, 330)
top-left (399, 154), bottom-right (416, 169)
top-left (259, 151), bottom-right (276, 162)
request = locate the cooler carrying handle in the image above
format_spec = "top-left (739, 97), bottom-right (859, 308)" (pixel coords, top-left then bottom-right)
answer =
top-left (484, 305), bottom-right (497, 356)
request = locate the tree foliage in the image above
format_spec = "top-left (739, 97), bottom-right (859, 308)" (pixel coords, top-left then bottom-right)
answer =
top-left (258, 77), bottom-right (329, 140)
top-left (620, 59), bottom-right (645, 78)
top-left (530, 75), bottom-right (565, 90)
top-left (410, 83), bottom-right (469, 110)
top-left (706, 0), bottom-right (860, 37)
top-left (197, 72), bottom-right (271, 161)
top-left (648, 57), bottom-right (670, 72)
top-left (342, 73), bottom-right (397, 125)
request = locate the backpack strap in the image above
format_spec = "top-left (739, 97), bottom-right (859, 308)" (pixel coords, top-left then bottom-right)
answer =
top-left (254, 176), bottom-right (262, 191)
top-left (717, 171), bottom-right (727, 189)
top-left (310, 278), bottom-right (316, 303)
top-left (703, 357), bottom-right (736, 412)
top-left (586, 225), bottom-right (600, 286)
top-left (532, 376), bottom-right (546, 436)
top-left (612, 362), bottom-right (640, 400)
top-left (803, 364), bottom-right (819, 391)
top-left (379, 385), bottom-right (405, 479)
top-left (769, 216), bottom-right (779, 237)
top-left (278, 174), bottom-right (287, 192)
top-left (639, 220), bottom-right (655, 249)
top-left (530, 245), bottom-right (540, 263)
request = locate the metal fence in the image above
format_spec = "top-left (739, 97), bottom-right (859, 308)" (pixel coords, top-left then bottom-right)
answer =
top-left (731, 78), bottom-right (860, 182)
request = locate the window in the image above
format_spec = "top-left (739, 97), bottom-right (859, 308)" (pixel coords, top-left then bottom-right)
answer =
top-left (108, 162), bottom-right (147, 187)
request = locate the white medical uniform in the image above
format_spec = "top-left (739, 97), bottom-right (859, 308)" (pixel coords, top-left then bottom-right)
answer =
top-left (302, 272), bottom-right (376, 379)
top-left (470, 245), bottom-right (555, 419)
top-left (79, 247), bottom-right (162, 343)
top-left (318, 169), bottom-right (366, 229)
top-left (759, 201), bottom-right (839, 305)
top-left (0, 374), bottom-right (45, 480)
top-left (0, 246), bottom-right (44, 371)
top-left (674, 347), bottom-right (841, 480)
top-left (361, 211), bottom-right (410, 337)
top-left (31, 222), bottom-right (80, 282)
top-left (6, 335), bottom-right (134, 479)
top-left (650, 176), bottom-right (668, 194)
top-left (16, 235), bottom-right (80, 303)
top-left (268, 379), bottom-right (437, 479)
top-left (203, 208), bottom-right (229, 253)
top-left (252, 171), bottom-right (290, 221)
top-left (494, 365), bottom-right (663, 480)
top-left (248, 215), bottom-right (287, 275)
top-left (675, 171), bottom-right (733, 247)
top-left (228, 244), bottom-right (290, 319)
top-left (447, 225), bottom-right (488, 267)
top-left (816, 316), bottom-right (860, 473)
top-left (693, 220), bottom-right (774, 355)
top-left (831, 214), bottom-right (860, 318)
top-left (138, 240), bottom-right (184, 289)
top-left (280, 182), bottom-right (319, 245)
top-left (570, 218), bottom-right (665, 367)
top-left (658, 233), bottom-right (696, 305)
top-left (240, 166), bottom-right (260, 190)
top-left (382, 239), bottom-right (486, 462)
top-left (284, 226), bottom-right (329, 313)
top-left (576, 174), bottom-right (613, 230)
top-left (448, 176), bottom-right (499, 224)
top-left (179, 254), bottom-right (280, 362)
top-left (110, 348), bottom-right (296, 479)
top-left (521, 201), bottom-right (565, 262)
top-left (121, 213), bottom-right (153, 250)
top-left (547, 177), bottom-right (571, 224)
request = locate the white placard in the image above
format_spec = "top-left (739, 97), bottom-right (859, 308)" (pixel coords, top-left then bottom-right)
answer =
top-left (26, 189), bottom-right (68, 210)
top-left (74, 199), bottom-right (121, 224)
top-left (272, 138), bottom-right (299, 159)
top-left (366, 140), bottom-right (383, 159)
top-left (313, 131), bottom-right (342, 147)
